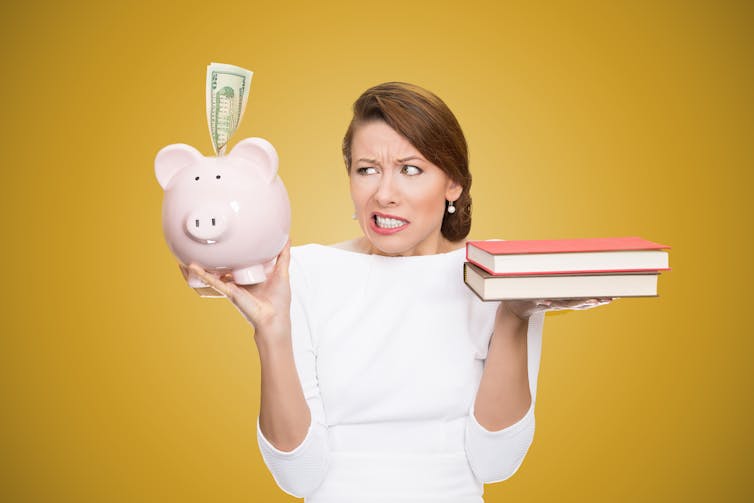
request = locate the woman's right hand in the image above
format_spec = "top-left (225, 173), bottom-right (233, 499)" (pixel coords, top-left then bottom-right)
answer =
top-left (186, 240), bottom-right (292, 344)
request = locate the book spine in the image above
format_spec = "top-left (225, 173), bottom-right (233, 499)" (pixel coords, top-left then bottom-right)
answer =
top-left (463, 262), bottom-right (493, 302)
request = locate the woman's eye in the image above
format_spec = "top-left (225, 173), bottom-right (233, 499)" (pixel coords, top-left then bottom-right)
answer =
top-left (357, 167), bottom-right (378, 175)
top-left (402, 165), bottom-right (422, 176)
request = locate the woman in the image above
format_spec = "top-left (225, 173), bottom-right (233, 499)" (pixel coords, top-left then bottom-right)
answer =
top-left (190, 82), bottom-right (611, 502)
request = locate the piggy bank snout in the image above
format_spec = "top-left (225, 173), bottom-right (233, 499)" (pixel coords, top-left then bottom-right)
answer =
top-left (185, 203), bottom-right (232, 243)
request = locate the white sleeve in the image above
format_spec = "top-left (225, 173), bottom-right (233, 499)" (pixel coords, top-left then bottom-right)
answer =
top-left (464, 310), bottom-right (545, 484)
top-left (256, 252), bottom-right (330, 497)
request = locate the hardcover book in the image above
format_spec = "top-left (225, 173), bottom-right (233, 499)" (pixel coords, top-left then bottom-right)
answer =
top-left (466, 236), bottom-right (671, 276)
top-left (463, 262), bottom-right (660, 301)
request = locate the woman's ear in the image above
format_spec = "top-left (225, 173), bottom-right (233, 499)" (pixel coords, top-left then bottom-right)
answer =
top-left (445, 179), bottom-right (463, 202)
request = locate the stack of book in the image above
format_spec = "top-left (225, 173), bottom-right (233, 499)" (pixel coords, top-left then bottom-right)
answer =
top-left (463, 236), bottom-right (671, 301)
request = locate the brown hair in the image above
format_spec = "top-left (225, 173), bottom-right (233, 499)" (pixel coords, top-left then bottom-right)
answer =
top-left (342, 82), bottom-right (472, 242)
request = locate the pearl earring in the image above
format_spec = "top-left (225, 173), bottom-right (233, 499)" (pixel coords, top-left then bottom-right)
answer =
top-left (447, 200), bottom-right (456, 214)
top-left (352, 212), bottom-right (357, 220)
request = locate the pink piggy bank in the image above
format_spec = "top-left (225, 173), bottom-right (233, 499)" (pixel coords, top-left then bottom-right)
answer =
top-left (155, 137), bottom-right (290, 290)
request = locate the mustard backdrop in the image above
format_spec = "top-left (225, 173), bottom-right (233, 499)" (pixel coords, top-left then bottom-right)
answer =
top-left (1, 0), bottom-right (751, 501)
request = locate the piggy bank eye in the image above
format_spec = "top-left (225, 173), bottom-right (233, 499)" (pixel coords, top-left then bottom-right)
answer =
top-left (216, 175), bottom-right (221, 179)
top-left (194, 176), bottom-right (200, 181)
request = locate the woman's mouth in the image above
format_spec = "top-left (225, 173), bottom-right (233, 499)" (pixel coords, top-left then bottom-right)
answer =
top-left (370, 213), bottom-right (409, 235)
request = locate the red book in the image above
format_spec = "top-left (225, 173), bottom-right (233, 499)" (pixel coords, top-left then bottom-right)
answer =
top-left (466, 236), bottom-right (671, 276)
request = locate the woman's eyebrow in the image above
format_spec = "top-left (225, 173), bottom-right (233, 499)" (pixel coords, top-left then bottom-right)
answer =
top-left (356, 155), bottom-right (425, 164)
top-left (396, 156), bottom-right (424, 163)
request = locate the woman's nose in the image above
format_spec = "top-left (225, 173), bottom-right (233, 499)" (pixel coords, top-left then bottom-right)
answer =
top-left (374, 172), bottom-right (399, 206)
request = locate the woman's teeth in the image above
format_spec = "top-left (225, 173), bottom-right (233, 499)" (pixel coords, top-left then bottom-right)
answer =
top-left (375, 215), bottom-right (407, 229)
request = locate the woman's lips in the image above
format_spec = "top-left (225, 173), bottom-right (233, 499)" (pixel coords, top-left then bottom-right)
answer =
top-left (370, 212), bottom-right (409, 235)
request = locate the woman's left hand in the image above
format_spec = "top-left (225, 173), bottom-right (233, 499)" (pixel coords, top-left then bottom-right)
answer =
top-left (501, 297), bottom-right (614, 322)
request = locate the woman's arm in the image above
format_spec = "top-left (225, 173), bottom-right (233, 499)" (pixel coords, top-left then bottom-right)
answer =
top-left (190, 243), bottom-right (311, 450)
top-left (255, 321), bottom-right (330, 498)
top-left (256, 335), bottom-right (312, 452)
top-left (464, 305), bottom-right (540, 484)
top-left (189, 245), bottom-right (330, 497)
top-left (473, 307), bottom-right (531, 431)
top-left (465, 298), bottom-right (612, 484)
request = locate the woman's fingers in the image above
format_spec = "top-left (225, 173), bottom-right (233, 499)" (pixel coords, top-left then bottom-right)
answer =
top-left (185, 247), bottom-right (293, 330)
top-left (505, 296), bottom-right (614, 320)
top-left (188, 264), bottom-right (236, 299)
top-left (188, 263), bottom-right (263, 322)
top-left (553, 297), bottom-right (613, 310)
top-left (224, 281), bottom-right (262, 321)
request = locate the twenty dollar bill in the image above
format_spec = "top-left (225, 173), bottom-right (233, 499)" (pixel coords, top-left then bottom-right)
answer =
top-left (206, 62), bottom-right (253, 155)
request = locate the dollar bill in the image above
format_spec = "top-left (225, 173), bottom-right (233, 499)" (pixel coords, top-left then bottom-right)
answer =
top-left (206, 62), bottom-right (253, 155)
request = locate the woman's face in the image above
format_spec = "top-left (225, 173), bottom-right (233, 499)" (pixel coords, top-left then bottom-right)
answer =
top-left (349, 120), bottom-right (462, 256)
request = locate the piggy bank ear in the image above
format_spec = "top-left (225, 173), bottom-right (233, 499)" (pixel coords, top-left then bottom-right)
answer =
top-left (155, 144), bottom-right (203, 189)
top-left (228, 138), bottom-right (279, 181)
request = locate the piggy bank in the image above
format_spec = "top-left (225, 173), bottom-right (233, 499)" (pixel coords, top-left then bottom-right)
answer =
top-left (155, 137), bottom-right (290, 290)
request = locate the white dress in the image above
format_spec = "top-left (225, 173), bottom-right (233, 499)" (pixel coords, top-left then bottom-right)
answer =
top-left (256, 244), bottom-right (545, 502)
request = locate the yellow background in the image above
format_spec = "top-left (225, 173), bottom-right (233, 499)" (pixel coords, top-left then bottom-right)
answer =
top-left (1, 0), bottom-right (752, 501)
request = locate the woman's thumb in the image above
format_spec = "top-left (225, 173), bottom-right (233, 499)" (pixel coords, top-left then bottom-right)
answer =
top-left (273, 239), bottom-right (292, 280)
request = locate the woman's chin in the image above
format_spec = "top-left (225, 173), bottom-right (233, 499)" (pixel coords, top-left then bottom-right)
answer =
top-left (363, 221), bottom-right (442, 256)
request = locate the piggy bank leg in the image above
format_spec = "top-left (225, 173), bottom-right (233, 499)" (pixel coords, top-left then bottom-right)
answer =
top-left (232, 264), bottom-right (266, 285)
